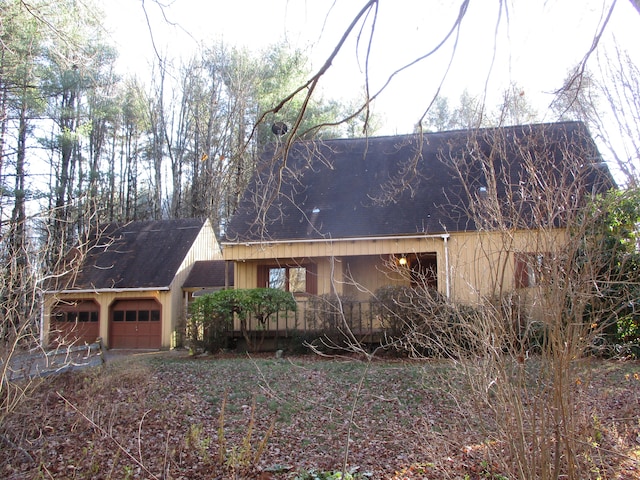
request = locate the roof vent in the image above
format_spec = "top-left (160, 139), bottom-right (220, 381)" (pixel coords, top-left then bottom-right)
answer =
top-left (272, 122), bottom-right (288, 136)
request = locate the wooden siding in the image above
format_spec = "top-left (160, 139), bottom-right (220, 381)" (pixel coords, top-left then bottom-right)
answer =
top-left (225, 235), bottom-right (448, 298)
top-left (44, 219), bottom-right (223, 349)
top-left (222, 236), bottom-right (447, 261)
top-left (445, 229), bottom-right (567, 304)
top-left (167, 219), bottom-right (220, 346)
top-left (224, 228), bottom-right (567, 308)
top-left (219, 228), bottom-right (570, 340)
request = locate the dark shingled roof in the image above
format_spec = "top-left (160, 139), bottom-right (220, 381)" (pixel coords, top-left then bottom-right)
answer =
top-left (224, 122), bottom-right (614, 243)
top-left (50, 218), bottom-right (207, 291)
top-left (183, 260), bottom-right (233, 288)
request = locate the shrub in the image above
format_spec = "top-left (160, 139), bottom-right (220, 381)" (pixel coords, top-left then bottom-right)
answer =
top-left (287, 331), bottom-right (321, 355)
top-left (303, 294), bottom-right (361, 351)
top-left (373, 285), bottom-right (483, 358)
top-left (305, 293), bottom-right (357, 332)
top-left (188, 288), bottom-right (297, 353)
top-left (188, 292), bottom-right (235, 354)
top-left (373, 285), bottom-right (424, 337)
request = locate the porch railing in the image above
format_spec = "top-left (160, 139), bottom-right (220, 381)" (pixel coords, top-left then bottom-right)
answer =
top-left (231, 297), bottom-right (385, 343)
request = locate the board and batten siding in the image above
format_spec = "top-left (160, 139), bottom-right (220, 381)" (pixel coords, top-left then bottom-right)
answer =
top-left (222, 236), bottom-right (447, 262)
top-left (224, 235), bottom-right (449, 298)
top-left (224, 228), bottom-right (568, 309)
top-left (445, 229), bottom-right (568, 304)
top-left (166, 219), bottom-right (221, 346)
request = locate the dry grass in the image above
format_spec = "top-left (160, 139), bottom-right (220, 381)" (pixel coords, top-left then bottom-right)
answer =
top-left (0, 351), bottom-right (638, 479)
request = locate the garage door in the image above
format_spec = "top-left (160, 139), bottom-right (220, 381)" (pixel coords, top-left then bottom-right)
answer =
top-left (50, 300), bottom-right (100, 346)
top-left (110, 299), bottom-right (162, 349)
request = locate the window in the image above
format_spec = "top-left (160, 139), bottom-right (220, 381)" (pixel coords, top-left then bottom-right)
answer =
top-left (113, 308), bottom-right (160, 322)
top-left (268, 267), bottom-right (287, 290)
top-left (52, 300), bottom-right (99, 323)
top-left (515, 252), bottom-right (549, 288)
top-left (259, 263), bottom-right (316, 294)
top-left (76, 311), bottom-right (98, 322)
top-left (289, 267), bottom-right (307, 293)
top-left (268, 266), bottom-right (306, 293)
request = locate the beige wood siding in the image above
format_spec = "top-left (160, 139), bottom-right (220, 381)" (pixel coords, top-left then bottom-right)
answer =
top-left (44, 219), bottom-right (224, 349)
top-left (223, 236), bottom-right (446, 261)
top-left (445, 229), bottom-right (567, 304)
top-left (168, 219), bottom-right (221, 346)
top-left (223, 229), bottom-right (567, 309)
top-left (224, 236), bottom-right (448, 303)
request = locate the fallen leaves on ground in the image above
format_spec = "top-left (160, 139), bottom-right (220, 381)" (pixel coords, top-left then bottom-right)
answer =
top-left (0, 352), bottom-right (638, 479)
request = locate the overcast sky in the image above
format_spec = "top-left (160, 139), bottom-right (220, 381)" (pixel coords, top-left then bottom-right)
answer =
top-left (103, 0), bottom-right (640, 135)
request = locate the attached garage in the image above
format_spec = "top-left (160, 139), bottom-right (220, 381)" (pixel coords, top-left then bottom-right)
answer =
top-left (110, 299), bottom-right (162, 349)
top-left (43, 218), bottom-right (222, 350)
top-left (50, 300), bottom-right (100, 345)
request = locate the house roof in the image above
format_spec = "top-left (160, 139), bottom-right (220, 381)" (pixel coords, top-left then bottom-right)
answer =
top-left (182, 260), bottom-right (233, 289)
top-left (49, 218), bottom-right (208, 292)
top-left (224, 121), bottom-right (614, 243)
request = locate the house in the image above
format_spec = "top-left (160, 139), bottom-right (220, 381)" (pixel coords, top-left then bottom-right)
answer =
top-left (221, 121), bottom-right (614, 340)
top-left (43, 218), bottom-right (222, 349)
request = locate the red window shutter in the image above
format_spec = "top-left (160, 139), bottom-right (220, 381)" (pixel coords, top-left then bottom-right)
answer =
top-left (306, 263), bottom-right (318, 294)
top-left (257, 265), bottom-right (268, 288)
top-left (514, 253), bottom-right (528, 288)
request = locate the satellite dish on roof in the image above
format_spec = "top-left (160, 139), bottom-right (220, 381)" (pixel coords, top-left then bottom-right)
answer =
top-left (271, 122), bottom-right (288, 136)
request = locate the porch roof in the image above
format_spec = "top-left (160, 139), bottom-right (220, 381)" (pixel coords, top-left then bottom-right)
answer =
top-left (182, 260), bottom-right (233, 289)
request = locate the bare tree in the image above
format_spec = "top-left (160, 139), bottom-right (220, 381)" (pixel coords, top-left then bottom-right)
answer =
top-left (582, 47), bottom-right (639, 185)
top-left (355, 124), bottom-right (617, 479)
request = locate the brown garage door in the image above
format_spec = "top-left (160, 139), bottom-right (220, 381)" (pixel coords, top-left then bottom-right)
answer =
top-left (51, 300), bottom-right (100, 346)
top-left (110, 299), bottom-right (162, 349)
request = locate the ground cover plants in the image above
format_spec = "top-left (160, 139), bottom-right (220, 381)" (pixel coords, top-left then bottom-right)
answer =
top-left (0, 351), bottom-right (638, 479)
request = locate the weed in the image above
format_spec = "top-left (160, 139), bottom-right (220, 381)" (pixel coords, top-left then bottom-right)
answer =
top-left (477, 460), bottom-right (509, 479)
top-left (122, 465), bottom-right (134, 480)
top-left (185, 423), bottom-right (211, 461)
top-left (591, 415), bottom-right (604, 444)
top-left (295, 468), bottom-right (372, 479)
top-left (216, 390), bottom-right (277, 476)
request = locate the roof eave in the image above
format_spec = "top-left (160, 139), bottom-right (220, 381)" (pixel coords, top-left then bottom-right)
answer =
top-left (221, 232), bottom-right (451, 247)
top-left (46, 286), bottom-right (172, 295)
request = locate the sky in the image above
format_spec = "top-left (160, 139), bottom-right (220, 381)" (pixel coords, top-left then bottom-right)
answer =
top-left (102, 0), bottom-right (640, 136)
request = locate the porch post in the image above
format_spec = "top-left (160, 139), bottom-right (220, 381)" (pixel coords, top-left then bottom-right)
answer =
top-left (443, 234), bottom-right (451, 299)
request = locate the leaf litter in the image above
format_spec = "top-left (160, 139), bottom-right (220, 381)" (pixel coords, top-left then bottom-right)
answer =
top-left (0, 351), bottom-right (638, 479)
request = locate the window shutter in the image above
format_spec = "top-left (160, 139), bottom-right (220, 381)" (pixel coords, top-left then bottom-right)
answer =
top-left (514, 253), bottom-right (528, 288)
top-left (257, 265), bottom-right (268, 288)
top-left (306, 263), bottom-right (318, 294)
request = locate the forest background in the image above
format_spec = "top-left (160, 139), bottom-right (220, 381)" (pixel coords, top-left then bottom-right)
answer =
top-left (2, 2), bottom-right (640, 478)
top-left (0, 0), bottom-right (639, 349)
